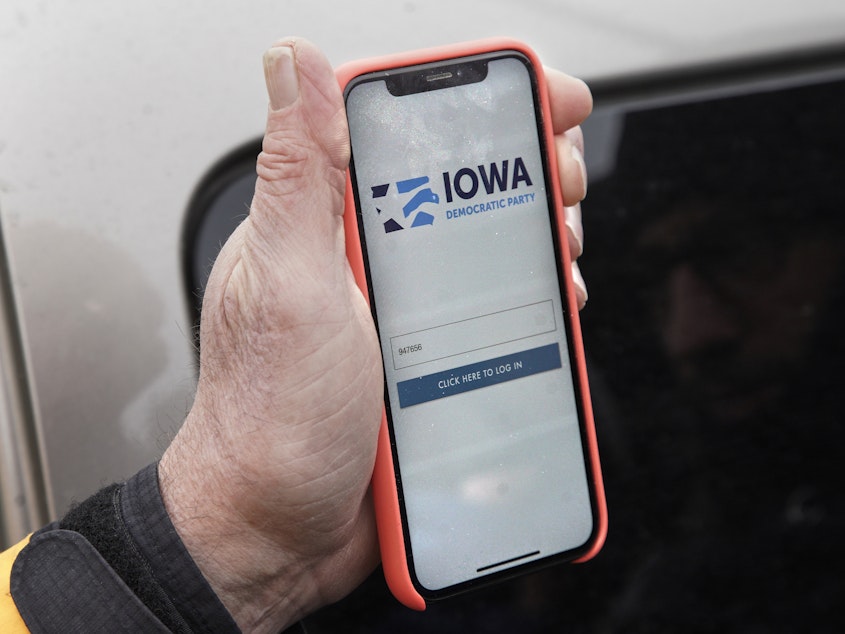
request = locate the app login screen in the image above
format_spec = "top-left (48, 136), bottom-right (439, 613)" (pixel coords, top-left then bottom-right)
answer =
top-left (347, 57), bottom-right (593, 591)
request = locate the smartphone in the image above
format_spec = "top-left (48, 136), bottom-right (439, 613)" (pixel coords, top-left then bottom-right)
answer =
top-left (337, 39), bottom-right (606, 610)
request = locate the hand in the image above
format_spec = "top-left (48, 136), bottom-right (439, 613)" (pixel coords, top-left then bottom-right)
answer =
top-left (159, 38), bottom-right (592, 633)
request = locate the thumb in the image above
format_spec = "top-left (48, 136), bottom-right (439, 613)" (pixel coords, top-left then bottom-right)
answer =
top-left (199, 38), bottom-right (356, 353)
top-left (251, 38), bottom-right (350, 250)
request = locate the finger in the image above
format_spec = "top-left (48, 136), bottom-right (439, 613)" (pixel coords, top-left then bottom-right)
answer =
top-left (544, 67), bottom-right (593, 134)
top-left (556, 130), bottom-right (588, 207)
top-left (565, 202), bottom-right (584, 260)
top-left (572, 260), bottom-right (589, 310)
top-left (564, 125), bottom-right (584, 158)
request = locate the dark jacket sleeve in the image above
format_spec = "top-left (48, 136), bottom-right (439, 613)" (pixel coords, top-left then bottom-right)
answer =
top-left (3, 464), bottom-right (241, 633)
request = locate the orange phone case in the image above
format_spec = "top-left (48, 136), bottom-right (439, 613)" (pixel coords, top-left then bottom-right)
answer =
top-left (336, 38), bottom-right (607, 611)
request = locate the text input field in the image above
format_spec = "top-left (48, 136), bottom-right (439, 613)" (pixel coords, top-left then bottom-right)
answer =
top-left (390, 300), bottom-right (556, 370)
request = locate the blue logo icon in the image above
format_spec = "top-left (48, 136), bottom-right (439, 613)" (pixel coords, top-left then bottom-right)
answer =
top-left (372, 176), bottom-right (439, 233)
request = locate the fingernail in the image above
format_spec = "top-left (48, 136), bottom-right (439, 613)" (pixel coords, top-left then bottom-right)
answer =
top-left (570, 144), bottom-right (588, 198)
top-left (572, 261), bottom-right (588, 308)
top-left (565, 203), bottom-right (584, 257)
top-left (263, 45), bottom-right (299, 111)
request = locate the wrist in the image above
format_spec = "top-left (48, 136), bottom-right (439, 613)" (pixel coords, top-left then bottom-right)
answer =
top-left (158, 430), bottom-right (320, 633)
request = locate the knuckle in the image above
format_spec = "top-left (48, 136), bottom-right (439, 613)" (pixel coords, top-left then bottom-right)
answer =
top-left (256, 133), bottom-right (312, 184)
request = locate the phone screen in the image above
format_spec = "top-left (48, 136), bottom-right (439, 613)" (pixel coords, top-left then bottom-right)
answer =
top-left (346, 53), bottom-right (595, 594)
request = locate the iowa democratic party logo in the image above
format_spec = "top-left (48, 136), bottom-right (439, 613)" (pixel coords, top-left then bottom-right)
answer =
top-left (371, 157), bottom-right (536, 234)
top-left (371, 176), bottom-right (438, 233)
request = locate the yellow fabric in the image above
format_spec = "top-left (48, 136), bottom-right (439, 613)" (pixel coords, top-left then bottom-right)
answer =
top-left (1, 535), bottom-right (31, 633)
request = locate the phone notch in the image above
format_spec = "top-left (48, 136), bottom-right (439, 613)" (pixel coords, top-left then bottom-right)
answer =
top-left (386, 59), bottom-right (489, 96)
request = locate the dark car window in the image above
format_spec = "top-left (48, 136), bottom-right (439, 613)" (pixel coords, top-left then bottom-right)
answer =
top-left (185, 53), bottom-right (845, 632)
